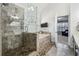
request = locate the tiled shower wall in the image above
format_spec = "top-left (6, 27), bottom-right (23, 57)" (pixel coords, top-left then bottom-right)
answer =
top-left (24, 4), bottom-right (38, 33)
top-left (0, 3), bottom-right (37, 56)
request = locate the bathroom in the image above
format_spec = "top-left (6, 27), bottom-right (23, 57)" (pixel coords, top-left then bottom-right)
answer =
top-left (0, 3), bottom-right (79, 56)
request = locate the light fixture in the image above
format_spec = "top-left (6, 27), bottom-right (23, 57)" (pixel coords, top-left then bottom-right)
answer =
top-left (28, 6), bottom-right (34, 11)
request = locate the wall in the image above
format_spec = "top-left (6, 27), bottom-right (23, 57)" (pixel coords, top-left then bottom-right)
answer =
top-left (70, 4), bottom-right (79, 34)
top-left (69, 4), bottom-right (79, 47)
top-left (0, 4), bottom-right (2, 56)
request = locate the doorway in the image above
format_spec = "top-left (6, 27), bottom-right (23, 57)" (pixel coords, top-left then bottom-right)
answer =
top-left (57, 15), bottom-right (69, 45)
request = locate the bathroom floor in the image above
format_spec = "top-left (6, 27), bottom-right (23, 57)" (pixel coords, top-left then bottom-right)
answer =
top-left (46, 35), bottom-right (74, 56)
top-left (46, 43), bottom-right (74, 56)
top-left (58, 35), bottom-right (68, 45)
top-left (29, 35), bottom-right (74, 56)
top-left (29, 43), bottom-right (74, 56)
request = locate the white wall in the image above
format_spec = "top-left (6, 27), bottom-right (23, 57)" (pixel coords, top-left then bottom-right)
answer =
top-left (69, 4), bottom-right (79, 47)
top-left (70, 4), bottom-right (79, 34)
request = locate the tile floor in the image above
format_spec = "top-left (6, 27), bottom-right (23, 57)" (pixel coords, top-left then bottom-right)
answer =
top-left (46, 35), bottom-right (74, 56)
top-left (29, 35), bottom-right (74, 56)
top-left (46, 43), bottom-right (74, 56)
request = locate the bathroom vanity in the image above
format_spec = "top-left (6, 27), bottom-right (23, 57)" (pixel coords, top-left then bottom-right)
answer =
top-left (37, 32), bottom-right (52, 55)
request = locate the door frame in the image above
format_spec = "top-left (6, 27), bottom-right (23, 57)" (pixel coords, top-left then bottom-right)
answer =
top-left (55, 14), bottom-right (70, 47)
top-left (55, 14), bottom-right (58, 47)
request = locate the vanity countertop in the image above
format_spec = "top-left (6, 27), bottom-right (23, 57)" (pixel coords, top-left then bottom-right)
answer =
top-left (37, 33), bottom-right (50, 39)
